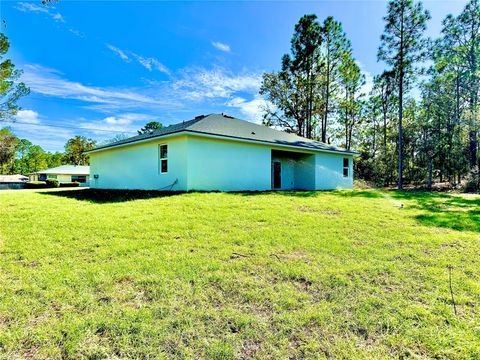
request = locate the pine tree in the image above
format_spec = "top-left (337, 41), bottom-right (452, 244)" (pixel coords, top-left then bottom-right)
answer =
top-left (378, 0), bottom-right (430, 189)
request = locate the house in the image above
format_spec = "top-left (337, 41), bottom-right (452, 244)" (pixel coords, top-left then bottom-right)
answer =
top-left (0, 174), bottom-right (28, 190)
top-left (29, 165), bottom-right (90, 185)
top-left (87, 114), bottom-right (355, 191)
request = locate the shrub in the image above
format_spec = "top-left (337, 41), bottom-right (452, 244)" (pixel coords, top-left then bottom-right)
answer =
top-left (45, 179), bottom-right (60, 188)
top-left (25, 181), bottom-right (47, 189)
top-left (464, 167), bottom-right (480, 193)
top-left (59, 182), bottom-right (80, 188)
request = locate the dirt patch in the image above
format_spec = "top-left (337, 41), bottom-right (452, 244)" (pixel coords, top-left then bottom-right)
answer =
top-left (297, 206), bottom-right (341, 216)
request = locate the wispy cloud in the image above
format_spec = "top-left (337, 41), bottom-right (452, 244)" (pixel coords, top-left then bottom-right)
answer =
top-left (68, 28), bottom-right (84, 38)
top-left (15, 109), bottom-right (41, 124)
top-left (225, 96), bottom-right (269, 124)
top-left (15, 2), bottom-right (65, 23)
top-left (131, 53), bottom-right (170, 75)
top-left (212, 41), bottom-right (231, 53)
top-left (357, 61), bottom-right (374, 95)
top-left (21, 64), bottom-right (171, 110)
top-left (106, 44), bottom-right (170, 75)
top-left (107, 44), bottom-right (130, 62)
top-left (21, 62), bottom-right (265, 132)
top-left (78, 113), bottom-right (159, 135)
top-left (173, 67), bottom-right (262, 100)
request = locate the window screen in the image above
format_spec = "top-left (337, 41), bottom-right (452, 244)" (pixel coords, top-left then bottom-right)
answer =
top-left (343, 158), bottom-right (349, 177)
top-left (159, 144), bottom-right (168, 173)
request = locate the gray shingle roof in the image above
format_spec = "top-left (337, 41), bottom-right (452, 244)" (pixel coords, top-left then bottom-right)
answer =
top-left (31, 165), bottom-right (90, 175)
top-left (0, 174), bottom-right (28, 183)
top-left (89, 114), bottom-right (353, 154)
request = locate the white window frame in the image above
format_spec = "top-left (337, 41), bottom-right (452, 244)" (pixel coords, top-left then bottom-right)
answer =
top-left (343, 158), bottom-right (349, 178)
top-left (159, 144), bottom-right (168, 174)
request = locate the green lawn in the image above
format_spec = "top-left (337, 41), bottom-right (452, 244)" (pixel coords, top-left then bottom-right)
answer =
top-left (0, 189), bottom-right (479, 359)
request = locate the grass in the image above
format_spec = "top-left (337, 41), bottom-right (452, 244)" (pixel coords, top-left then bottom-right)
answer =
top-left (0, 189), bottom-right (479, 359)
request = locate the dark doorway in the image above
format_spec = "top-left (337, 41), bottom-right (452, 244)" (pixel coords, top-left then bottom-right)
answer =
top-left (272, 161), bottom-right (281, 189)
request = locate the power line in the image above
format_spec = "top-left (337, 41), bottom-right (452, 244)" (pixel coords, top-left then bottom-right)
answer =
top-left (0, 119), bottom-right (136, 135)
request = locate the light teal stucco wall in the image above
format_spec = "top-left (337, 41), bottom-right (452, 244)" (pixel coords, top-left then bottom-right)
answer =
top-left (89, 133), bottom-right (353, 191)
top-left (186, 136), bottom-right (271, 191)
top-left (314, 152), bottom-right (353, 189)
top-left (295, 155), bottom-right (316, 190)
top-left (90, 136), bottom-right (188, 190)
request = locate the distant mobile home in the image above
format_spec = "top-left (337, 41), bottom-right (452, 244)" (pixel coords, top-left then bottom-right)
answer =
top-left (29, 165), bottom-right (90, 185)
top-left (86, 114), bottom-right (355, 191)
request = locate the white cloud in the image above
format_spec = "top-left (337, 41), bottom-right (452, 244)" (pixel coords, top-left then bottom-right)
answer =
top-left (52, 12), bottom-right (65, 23)
top-left (357, 61), bottom-right (374, 95)
top-left (131, 53), bottom-right (170, 75)
top-left (21, 64), bottom-right (174, 110)
top-left (20, 62), bottom-right (265, 132)
top-left (226, 96), bottom-right (269, 124)
top-left (105, 44), bottom-right (170, 75)
top-left (107, 44), bottom-right (130, 62)
top-left (15, 2), bottom-right (49, 14)
top-left (77, 113), bottom-right (158, 135)
top-left (173, 67), bottom-right (262, 100)
top-left (69, 28), bottom-right (84, 38)
top-left (15, 109), bottom-right (41, 124)
top-left (15, 2), bottom-right (65, 23)
top-left (212, 41), bottom-right (231, 53)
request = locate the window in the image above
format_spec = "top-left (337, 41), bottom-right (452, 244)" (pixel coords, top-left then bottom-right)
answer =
top-left (343, 158), bottom-right (349, 178)
top-left (159, 144), bottom-right (168, 173)
top-left (72, 175), bottom-right (87, 183)
top-left (47, 175), bottom-right (57, 179)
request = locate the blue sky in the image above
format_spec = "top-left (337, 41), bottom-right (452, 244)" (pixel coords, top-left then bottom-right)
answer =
top-left (1, 0), bottom-right (468, 151)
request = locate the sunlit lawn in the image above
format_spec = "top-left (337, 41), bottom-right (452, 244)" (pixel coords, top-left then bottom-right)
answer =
top-left (0, 189), bottom-right (479, 359)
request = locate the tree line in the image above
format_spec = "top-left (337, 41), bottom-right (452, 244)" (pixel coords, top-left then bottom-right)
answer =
top-left (0, 129), bottom-right (96, 174)
top-left (0, 120), bottom-right (165, 175)
top-left (1, 0), bottom-right (479, 191)
top-left (261, 0), bottom-right (480, 191)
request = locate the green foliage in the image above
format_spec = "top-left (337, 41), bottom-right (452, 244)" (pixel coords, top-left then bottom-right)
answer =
top-left (465, 167), bottom-right (480, 193)
top-left (378, 0), bottom-right (431, 189)
top-left (137, 121), bottom-right (163, 135)
top-left (24, 181), bottom-right (47, 188)
top-left (0, 190), bottom-right (479, 358)
top-left (45, 178), bottom-right (60, 188)
top-left (64, 135), bottom-right (96, 166)
top-left (260, 15), bottom-right (356, 142)
top-left (0, 127), bottom-right (18, 174)
top-left (0, 33), bottom-right (29, 120)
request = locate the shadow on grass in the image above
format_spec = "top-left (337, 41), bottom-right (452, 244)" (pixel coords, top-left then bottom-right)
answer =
top-left (390, 191), bottom-right (480, 233)
top-left (39, 188), bottom-right (186, 203)
top-left (235, 190), bottom-right (384, 198)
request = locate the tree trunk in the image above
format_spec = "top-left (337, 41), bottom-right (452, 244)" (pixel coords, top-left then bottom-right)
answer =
top-left (322, 50), bottom-right (331, 143)
top-left (428, 158), bottom-right (433, 191)
top-left (398, 10), bottom-right (404, 191)
top-left (469, 130), bottom-right (478, 171)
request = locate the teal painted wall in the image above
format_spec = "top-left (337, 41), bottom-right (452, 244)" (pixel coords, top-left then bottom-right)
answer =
top-left (89, 134), bottom-right (353, 191)
top-left (90, 136), bottom-right (188, 190)
top-left (314, 152), bottom-right (353, 189)
top-left (186, 136), bottom-right (271, 191)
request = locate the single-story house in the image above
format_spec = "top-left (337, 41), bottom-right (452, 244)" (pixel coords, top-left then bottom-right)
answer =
top-left (29, 165), bottom-right (90, 185)
top-left (0, 174), bottom-right (28, 190)
top-left (87, 114), bottom-right (355, 191)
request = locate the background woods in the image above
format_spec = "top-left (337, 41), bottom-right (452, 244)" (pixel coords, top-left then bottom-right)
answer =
top-left (1, 0), bottom-right (479, 192)
top-left (261, 0), bottom-right (480, 191)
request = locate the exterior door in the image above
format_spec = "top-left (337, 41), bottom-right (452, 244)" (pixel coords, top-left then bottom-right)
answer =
top-left (272, 161), bottom-right (281, 189)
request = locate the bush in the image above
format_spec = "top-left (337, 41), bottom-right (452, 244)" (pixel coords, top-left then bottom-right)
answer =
top-left (25, 181), bottom-right (47, 189)
top-left (464, 168), bottom-right (480, 193)
top-left (59, 182), bottom-right (80, 188)
top-left (45, 179), bottom-right (60, 188)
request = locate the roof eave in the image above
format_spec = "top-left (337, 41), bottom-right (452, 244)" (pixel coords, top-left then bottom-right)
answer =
top-left (86, 130), bottom-right (355, 156)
